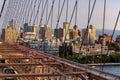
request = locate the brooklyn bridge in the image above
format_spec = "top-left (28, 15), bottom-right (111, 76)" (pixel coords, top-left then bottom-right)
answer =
top-left (0, 0), bottom-right (120, 80)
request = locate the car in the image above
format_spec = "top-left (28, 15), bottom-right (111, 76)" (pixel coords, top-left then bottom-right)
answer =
top-left (3, 68), bottom-right (17, 80)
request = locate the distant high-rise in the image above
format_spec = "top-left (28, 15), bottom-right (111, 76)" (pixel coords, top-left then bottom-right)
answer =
top-left (44, 24), bottom-right (52, 40)
top-left (82, 25), bottom-right (96, 45)
top-left (98, 34), bottom-right (113, 46)
top-left (69, 29), bottom-right (73, 40)
top-left (39, 25), bottom-right (45, 39)
top-left (23, 23), bottom-right (38, 41)
top-left (39, 24), bottom-right (52, 40)
top-left (1, 19), bottom-right (17, 43)
top-left (73, 25), bottom-right (79, 40)
top-left (54, 28), bottom-right (63, 41)
top-left (63, 22), bottom-right (70, 42)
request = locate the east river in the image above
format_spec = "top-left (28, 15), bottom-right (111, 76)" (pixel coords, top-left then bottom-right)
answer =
top-left (92, 65), bottom-right (120, 76)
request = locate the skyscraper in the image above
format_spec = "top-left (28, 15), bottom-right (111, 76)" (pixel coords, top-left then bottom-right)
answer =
top-left (39, 24), bottom-right (52, 40)
top-left (54, 28), bottom-right (63, 41)
top-left (1, 19), bottom-right (17, 43)
top-left (44, 24), bottom-right (52, 40)
top-left (73, 25), bottom-right (79, 40)
top-left (23, 24), bottom-right (38, 41)
top-left (63, 22), bottom-right (70, 42)
top-left (82, 25), bottom-right (96, 45)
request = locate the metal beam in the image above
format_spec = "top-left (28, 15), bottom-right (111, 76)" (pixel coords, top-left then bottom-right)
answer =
top-left (0, 57), bottom-right (43, 59)
top-left (0, 72), bottom-right (85, 77)
top-left (0, 63), bottom-right (60, 66)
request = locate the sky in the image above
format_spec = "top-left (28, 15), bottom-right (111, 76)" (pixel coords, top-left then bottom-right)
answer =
top-left (0, 0), bottom-right (3, 10)
top-left (0, 0), bottom-right (120, 31)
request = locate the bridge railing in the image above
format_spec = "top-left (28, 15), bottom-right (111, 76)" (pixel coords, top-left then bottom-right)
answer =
top-left (43, 53), bottom-right (120, 80)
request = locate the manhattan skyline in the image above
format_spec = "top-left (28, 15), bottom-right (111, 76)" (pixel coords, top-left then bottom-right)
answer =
top-left (0, 0), bottom-right (120, 30)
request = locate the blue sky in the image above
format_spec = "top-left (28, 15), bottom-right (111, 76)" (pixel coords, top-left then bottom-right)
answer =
top-left (0, 0), bottom-right (120, 30)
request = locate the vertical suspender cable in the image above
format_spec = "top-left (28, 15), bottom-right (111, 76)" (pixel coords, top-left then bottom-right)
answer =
top-left (47, 0), bottom-right (55, 53)
top-left (101, 0), bottom-right (106, 70)
top-left (13, 0), bottom-right (20, 19)
top-left (102, 0), bottom-right (106, 36)
top-left (33, 0), bottom-right (42, 25)
top-left (2, 0), bottom-right (10, 28)
top-left (66, 0), bottom-right (69, 22)
top-left (106, 10), bottom-right (120, 54)
top-left (88, 0), bottom-right (91, 23)
top-left (30, 0), bottom-right (37, 24)
top-left (56, 0), bottom-right (66, 29)
top-left (16, 0), bottom-right (23, 26)
top-left (21, 0), bottom-right (30, 25)
top-left (64, 0), bottom-right (78, 42)
top-left (46, 0), bottom-right (49, 24)
top-left (17, 0), bottom-right (25, 30)
top-left (19, 0), bottom-right (28, 27)
top-left (57, 0), bottom-right (61, 22)
top-left (10, 0), bottom-right (14, 19)
top-left (0, 0), bottom-right (6, 18)
top-left (14, 0), bottom-right (21, 20)
top-left (46, 0), bottom-right (55, 24)
top-left (8, 0), bottom-right (13, 21)
top-left (56, 0), bottom-right (61, 40)
top-left (26, 0), bottom-right (33, 23)
top-left (28, 0), bottom-right (34, 24)
top-left (39, 0), bottom-right (48, 27)
top-left (75, 0), bottom-right (78, 25)
top-left (51, 6), bottom-right (53, 29)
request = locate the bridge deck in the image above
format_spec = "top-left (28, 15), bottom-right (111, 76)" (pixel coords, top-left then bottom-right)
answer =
top-left (0, 41), bottom-right (120, 80)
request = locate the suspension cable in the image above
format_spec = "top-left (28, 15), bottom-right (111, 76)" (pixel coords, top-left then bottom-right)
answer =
top-left (13, 0), bottom-right (20, 19)
top-left (51, 5), bottom-right (54, 29)
top-left (57, 0), bottom-right (61, 22)
top-left (46, 0), bottom-right (55, 24)
top-left (26, 0), bottom-right (33, 23)
top-left (30, 0), bottom-right (37, 24)
top-left (101, 0), bottom-right (106, 70)
top-left (64, 0), bottom-right (78, 42)
top-left (19, 0), bottom-right (28, 27)
top-left (39, 0), bottom-right (48, 27)
top-left (88, 0), bottom-right (91, 23)
top-left (2, 0), bottom-right (10, 28)
top-left (102, 0), bottom-right (106, 35)
top-left (75, 0), bottom-right (78, 25)
top-left (17, 0), bottom-right (25, 29)
top-left (8, 0), bottom-right (14, 21)
top-left (79, 0), bottom-right (96, 54)
top-left (14, 0), bottom-right (21, 20)
top-left (56, 0), bottom-right (66, 29)
top-left (11, 0), bottom-right (18, 19)
top-left (107, 10), bottom-right (120, 54)
top-left (0, 0), bottom-right (6, 18)
top-left (33, 0), bottom-right (42, 24)
top-left (21, 0), bottom-right (30, 26)
top-left (66, 0), bottom-right (69, 22)
top-left (46, 0), bottom-right (49, 24)
top-left (47, 0), bottom-right (55, 53)
top-left (16, 0), bottom-right (23, 26)
top-left (28, 0), bottom-right (34, 24)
